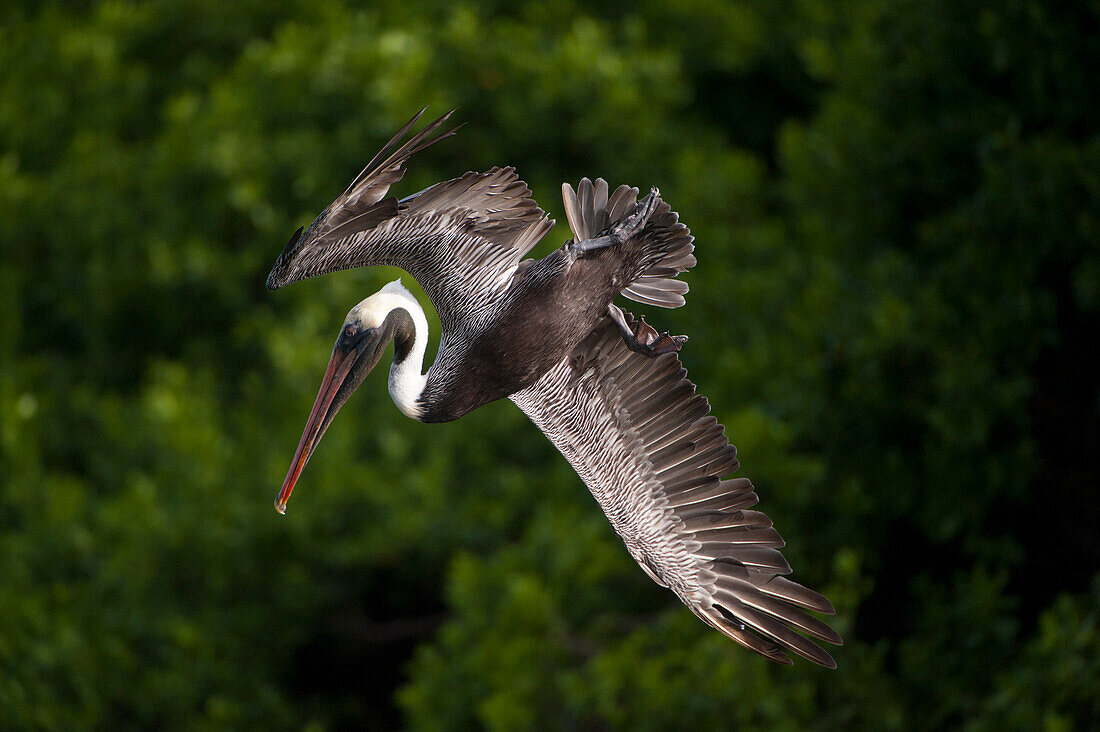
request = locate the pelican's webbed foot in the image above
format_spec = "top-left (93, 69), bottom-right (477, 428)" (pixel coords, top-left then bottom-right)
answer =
top-left (569, 188), bottom-right (662, 259)
top-left (607, 303), bottom-right (688, 357)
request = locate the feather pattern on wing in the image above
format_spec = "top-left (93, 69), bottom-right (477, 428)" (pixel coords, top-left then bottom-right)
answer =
top-left (267, 110), bottom-right (554, 331)
top-left (509, 314), bottom-right (841, 667)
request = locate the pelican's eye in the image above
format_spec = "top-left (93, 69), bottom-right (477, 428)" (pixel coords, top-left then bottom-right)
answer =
top-left (343, 325), bottom-right (357, 340)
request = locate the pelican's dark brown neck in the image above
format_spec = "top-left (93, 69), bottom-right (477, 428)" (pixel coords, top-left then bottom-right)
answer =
top-left (386, 307), bottom-right (417, 365)
top-left (381, 295), bottom-right (430, 421)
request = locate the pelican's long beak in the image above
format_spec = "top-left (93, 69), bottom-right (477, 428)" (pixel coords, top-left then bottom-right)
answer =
top-left (274, 347), bottom-right (357, 514)
top-left (275, 317), bottom-right (396, 510)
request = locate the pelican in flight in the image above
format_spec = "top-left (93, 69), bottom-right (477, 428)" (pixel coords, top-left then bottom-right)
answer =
top-left (268, 109), bottom-right (841, 667)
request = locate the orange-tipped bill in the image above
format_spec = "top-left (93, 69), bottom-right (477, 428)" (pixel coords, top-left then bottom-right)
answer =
top-left (274, 347), bottom-right (358, 514)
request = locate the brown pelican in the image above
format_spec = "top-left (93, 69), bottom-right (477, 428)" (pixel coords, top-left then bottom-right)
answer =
top-left (268, 109), bottom-right (842, 667)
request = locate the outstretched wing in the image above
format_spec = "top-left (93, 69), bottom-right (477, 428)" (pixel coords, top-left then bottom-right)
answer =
top-left (509, 314), bottom-right (841, 667)
top-left (267, 109), bottom-right (555, 331)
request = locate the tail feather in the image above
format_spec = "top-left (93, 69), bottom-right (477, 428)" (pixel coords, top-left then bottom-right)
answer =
top-left (563, 177), bottom-right (695, 309)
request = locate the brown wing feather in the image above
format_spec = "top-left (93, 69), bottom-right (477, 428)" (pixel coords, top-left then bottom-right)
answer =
top-left (266, 111), bottom-right (554, 331)
top-left (510, 314), bottom-right (840, 667)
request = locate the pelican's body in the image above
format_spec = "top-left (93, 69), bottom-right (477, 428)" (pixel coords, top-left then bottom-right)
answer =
top-left (425, 251), bottom-right (650, 420)
top-left (269, 110), bottom-right (842, 667)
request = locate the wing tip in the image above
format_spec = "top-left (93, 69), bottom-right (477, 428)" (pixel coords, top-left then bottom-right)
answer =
top-left (266, 226), bottom-right (305, 290)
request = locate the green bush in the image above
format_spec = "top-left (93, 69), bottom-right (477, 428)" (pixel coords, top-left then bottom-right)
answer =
top-left (1, 1), bottom-right (1096, 728)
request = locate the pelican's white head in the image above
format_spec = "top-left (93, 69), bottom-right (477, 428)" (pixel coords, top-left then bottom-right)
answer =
top-left (345, 278), bottom-right (422, 331)
top-left (346, 279), bottom-right (430, 421)
top-left (274, 279), bottom-right (429, 514)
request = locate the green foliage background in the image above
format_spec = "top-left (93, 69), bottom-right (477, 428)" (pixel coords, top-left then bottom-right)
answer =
top-left (2, 1), bottom-right (1098, 728)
